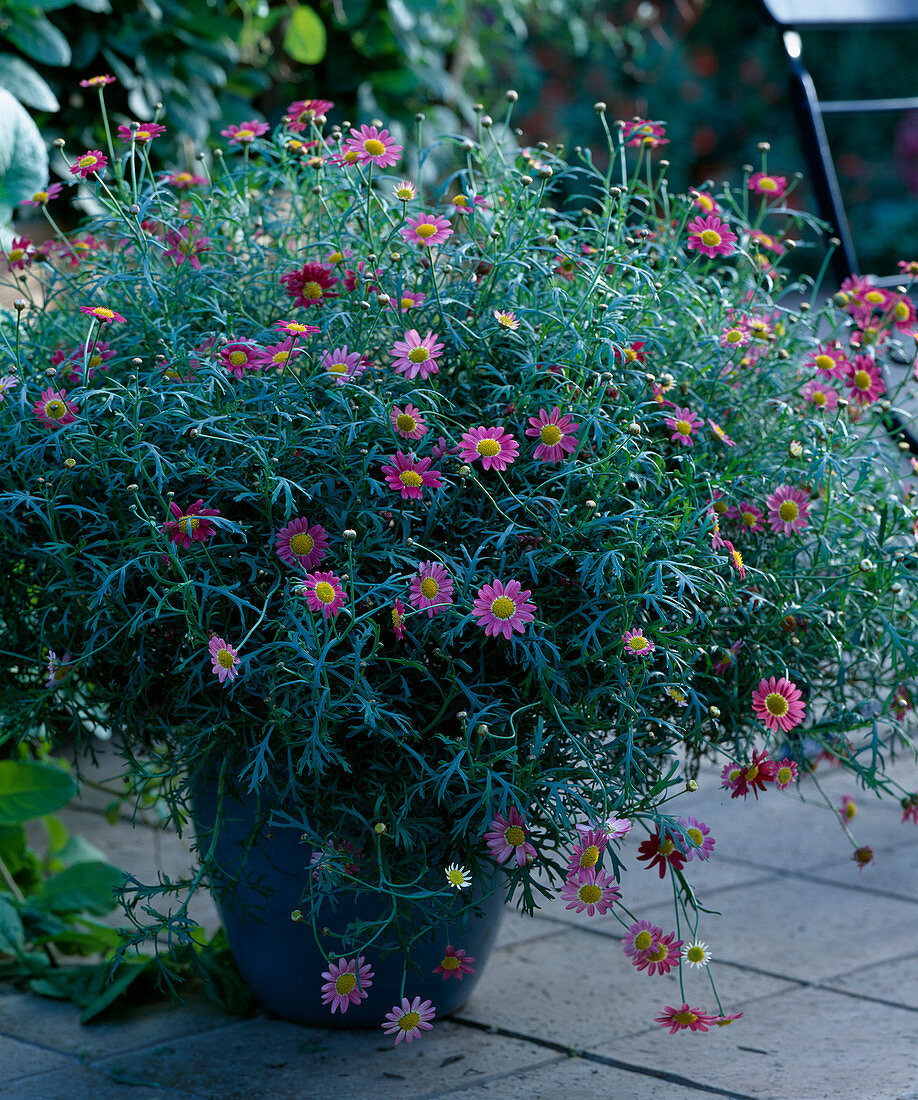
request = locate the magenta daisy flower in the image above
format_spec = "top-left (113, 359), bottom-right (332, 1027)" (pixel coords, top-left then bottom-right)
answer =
top-left (165, 500), bottom-right (220, 548)
top-left (280, 262), bottom-right (339, 307)
top-left (664, 407), bottom-right (701, 446)
top-left (208, 636), bottom-right (239, 684)
top-left (719, 322), bottom-right (749, 349)
top-left (79, 73), bottom-right (116, 88)
top-left (408, 561), bottom-right (454, 618)
top-left (221, 120), bottom-right (270, 145)
top-left (766, 484), bottom-right (810, 536)
top-left (381, 996), bottom-right (435, 1045)
top-left (391, 598), bottom-right (406, 640)
top-left (286, 98), bottom-right (334, 131)
top-left (483, 807), bottom-right (537, 866)
top-left (752, 675), bottom-right (806, 734)
top-left (219, 341), bottom-right (263, 378)
top-left (343, 123), bottom-right (403, 167)
top-left (525, 407), bottom-right (580, 463)
top-left (690, 189), bottom-right (721, 215)
top-left (708, 419), bottom-right (736, 446)
top-left (801, 379), bottom-right (839, 410)
top-left (567, 827), bottom-right (608, 877)
top-left (390, 404), bottom-right (428, 441)
top-left (118, 121), bottom-right (167, 144)
top-left (748, 172), bottom-right (787, 198)
top-left (472, 578), bottom-right (536, 639)
top-left (494, 309), bottom-right (520, 329)
top-left (714, 639), bottom-right (744, 676)
top-left (381, 452), bottom-right (444, 500)
top-left (163, 171), bottom-right (207, 189)
top-left (622, 628), bottom-right (654, 658)
top-left (387, 290), bottom-right (426, 313)
top-left (0, 375), bottom-right (19, 401)
top-left (724, 540), bottom-right (746, 580)
top-left (805, 342), bottom-right (850, 378)
top-left (686, 214), bottom-right (737, 258)
top-left (621, 118), bottom-right (668, 147)
top-left (400, 213), bottom-right (453, 248)
top-left (633, 930), bottom-right (683, 975)
top-left (21, 183), bottom-right (63, 208)
top-left (459, 426), bottom-right (519, 471)
top-left (720, 748), bottom-right (777, 800)
top-left (678, 817), bottom-right (715, 861)
top-left (275, 517), bottom-right (329, 569)
top-left (392, 180), bottom-right (418, 202)
top-left (163, 227), bottom-right (211, 270)
top-left (69, 150), bottom-right (108, 178)
top-left (561, 868), bottom-right (621, 916)
top-left (622, 920), bottom-right (663, 961)
top-left (256, 339), bottom-right (302, 372)
top-left (4, 237), bottom-right (32, 271)
top-left (433, 945), bottom-right (476, 980)
top-left (274, 320), bottom-right (319, 336)
top-left (845, 355), bottom-right (885, 405)
top-left (321, 346), bottom-right (368, 385)
top-left (33, 388), bottom-right (78, 428)
top-left (299, 571), bottom-right (346, 620)
top-left (774, 758), bottom-right (799, 790)
top-left (390, 329), bottom-right (444, 380)
top-left (602, 815), bottom-right (632, 839)
top-left (727, 501), bottom-right (764, 532)
top-left (79, 305), bottom-right (126, 324)
top-left (655, 1004), bottom-right (718, 1034)
top-left (320, 956), bottom-right (373, 1014)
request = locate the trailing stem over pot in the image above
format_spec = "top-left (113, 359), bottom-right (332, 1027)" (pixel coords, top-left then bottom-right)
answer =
top-left (2, 85), bottom-right (918, 1038)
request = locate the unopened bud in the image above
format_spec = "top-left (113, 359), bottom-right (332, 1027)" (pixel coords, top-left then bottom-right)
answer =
top-left (343, 528), bottom-right (356, 540)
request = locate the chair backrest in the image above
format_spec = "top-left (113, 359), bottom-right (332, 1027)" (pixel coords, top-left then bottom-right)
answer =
top-left (756, 0), bottom-right (918, 28)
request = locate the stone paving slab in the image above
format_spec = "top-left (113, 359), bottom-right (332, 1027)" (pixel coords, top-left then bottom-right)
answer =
top-left (803, 840), bottom-right (918, 902)
top-left (823, 952), bottom-right (918, 1011)
top-left (597, 985), bottom-right (918, 1100)
top-left (9, 1065), bottom-right (200, 1100)
top-left (0, 1034), bottom-right (70, 1080)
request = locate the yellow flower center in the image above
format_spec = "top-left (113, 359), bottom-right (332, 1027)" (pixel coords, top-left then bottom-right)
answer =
top-left (33, 191), bottom-right (49, 203)
top-left (94, 307), bottom-right (114, 319)
top-left (230, 351), bottom-right (247, 366)
top-left (746, 764), bottom-right (759, 781)
top-left (765, 692), bottom-right (789, 717)
top-left (289, 532), bottom-right (315, 556)
top-left (865, 290), bottom-right (885, 304)
top-left (363, 138), bottom-right (386, 157)
top-left (400, 297), bottom-right (414, 308)
top-left (416, 223), bottom-right (437, 238)
top-left (633, 930), bottom-right (653, 951)
top-left (217, 648), bottom-right (234, 669)
top-left (45, 400), bottom-right (66, 419)
top-left (272, 351), bottom-right (290, 365)
top-left (396, 413), bottom-right (418, 433)
top-left (697, 195), bottom-right (714, 211)
top-left (540, 424), bottom-right (562, 446)
top-left (491, 596), bottom-right (516, 620)
top-left (740, 510), bottom-right (755, 527)
top-left (853, 369), bottom-right (871, 391)
top-left (391, 606), bottom-right (401, 628)
top-left (8, 249), bottom-right (25, 262)
top-left (758, 176), bottom-right (778, 191)
top-left (579, 845), bottom-right (599, 868)
top-left (329, 362), bottom-right (346, 374)
top-left (700, 229), bottom-right (721, 247)
top-left (399, 470), bottom-right (423, 488)
top-left (420, 577), bottom-right (439, 598)
top-left (778, 500), bottom-right (799, 522)
top-left (77, 154), bottom-right (98, 169)
top-left (407, 346), bottom-right (430, 363)
top-left (812, 389), bottom-right (827, 407)
top-left (686, 828), bottom-right (704, 847)
top-left (446, 869), bottom-right (465, 886)
top-left (342, 150), bottom-right (359, 164)
top-left (895, 301), bottom-right (909, 320)
top-left (89, 353), bottom-right (102, 369)
top-left (675, 419), bottom-right (691, 436)
top-left (477, 438), bottom-right (500, 457)
top-left (776, 766), bottom-right (792, 785)
top-left (396, 188), bottom-right (414, 201)
top-left (327, 251), bottom-right (344, 264)
top-left (628, 635), bottom-right (648, 652)
top-left (673, 1010), bottom-right (699, 1026)
top-left (236, 129), bottom-right (255, 141)
top-left (686, 945), bottom-right (706, 963)
top-left (302, 281), bottom-right (323, 299)
top-left (659, 838), bottom-right (676, 856)
top-left (814, 354), bottom-right (834, 371)
top-left (729, 767), bottom-right (742, 782)
top-left (579, 883), bottom-right (602, 904)
top-left (505, 824), bottom-right (526, 846)
top-left (648, 942), bottom-right (668, 961)
top-left (399, 1011), bottom-right (421, 1031)
top-left (440, 955), bottom-right (460, 970)
top-left (136, 130), bottom-right (151, 141)
top-left (453, 195), bottom-right (469, 207)
top-left (726, 329), bottom-right (743, 343)
top-left (335, 972), bottom-right (356, 995)
top-left (623, 348), bottom-right (637, 361)
top-left (731, 549), bottom-right (744, 569)
top-left (314, 581), bottom-right (336, 604)
top-left (497, 313), bottom-right (515, 326)
top-left (178, 515), bottom-right (200, 534)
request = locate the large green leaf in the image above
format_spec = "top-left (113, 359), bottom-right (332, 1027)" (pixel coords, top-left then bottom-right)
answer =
top-left (5, 15), bottom-right (71, 67)
top-left (35, 861), bottom-right (124, 916)
top-left (0, 895), bottom-right (24, 955)
top-left (0, 760), bottom-right (75, 825)
top-left (0, 54), bottom-right (59, 112)
top-left (283, 5), bottom-right (327, 65)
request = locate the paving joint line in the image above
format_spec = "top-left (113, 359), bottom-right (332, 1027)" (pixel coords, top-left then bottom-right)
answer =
top-left (413, 1054), bottom-right (566, 1099)
top-left (450, 1016), bottom-right (760, 1099)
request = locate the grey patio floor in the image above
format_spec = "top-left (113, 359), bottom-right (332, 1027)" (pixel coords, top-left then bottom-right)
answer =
top-left (3, 750), bottom-right (918, 1100)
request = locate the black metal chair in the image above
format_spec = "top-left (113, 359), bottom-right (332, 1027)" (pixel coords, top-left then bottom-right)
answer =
top-left (755, 0), bottom-right (918, 283)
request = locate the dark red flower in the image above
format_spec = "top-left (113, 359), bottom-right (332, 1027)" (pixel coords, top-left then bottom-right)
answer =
top-left (280, 262), bottom-right (339, 308)
top-left (637, 830), bottom-right (687, 878)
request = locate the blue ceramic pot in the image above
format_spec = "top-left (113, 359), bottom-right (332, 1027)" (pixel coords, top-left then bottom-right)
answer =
top-left (193, 777), bottom-right (505, 1026)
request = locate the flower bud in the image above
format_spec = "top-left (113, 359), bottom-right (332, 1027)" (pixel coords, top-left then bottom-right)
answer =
top-left (686, 779), bottom-right (698, 792)
top-left (290, 909), bottom-right (303, 922)
top-left (343, 529), bottom-right (356, 540)
top-left (859, 558), bottom-right (874, 573)
top-left (374, 822), bottom-right (386, 834)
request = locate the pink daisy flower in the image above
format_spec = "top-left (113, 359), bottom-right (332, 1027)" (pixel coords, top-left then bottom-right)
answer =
top-left (622, 628), bottom-right (654, 658)
top-left (280, 262), bottom-right (339, 307)
top-left (381, 996), bottom-right (435, 1045)
top-left (274, 320), bottom-right (320, 336)
top-left (118, 121), bottom-right (167, 144)
top-left (714, 639), bottom-right (744, 676)
top-left (483, 807), bottom-right (537, 866)
top-left (727, 501), bottom-right (764, 533)
top-left (622, 920), bottom-right (663, 961)
top-left (321, 346), bottom-right (368, 385)
top-left (391, 598), bottom-right (406, 640)
top-left (708, 419), bottom-right (736, 446)
top-left (400, 214), bottom-right (453, 248)
top-left (387, 290), bottom-right (426, 313)
top-left (621, 118), bottom-right (668, 147)
top-left (163, 171), bottom-right (207, 189)
top-left (459, 426), bottom-right (519, 471)
top-left (882, 289), bottom-right (916, 330)
top-left (4, 237), bottom-right (33, 271)
top-left (299, 571), bottom-right (346, 620)
top-left (69, 150), bottom-right (108, 178)
top-left (21, 183), bottom-right (63, 208)
top-left (390, 329), bottom-right (443, 381)
top-left (637, 830), bottom-right (686, 878)
top-left (560, 868), bottom-right (621, 916)
top-left (391, 404), bottom-right (428, 440)
top-left (163, 227), bottom-right (211, 270)
top-left (690, 189), bottom-right (721, 215)
top-left (752, 675), bottom-right (806, 734)
top-left (525, 407), bottom-right (580, 463)
top-left (381, 452), bottom-right (444, 500)
top-left (165, 500), bottom-right (220, 549)
top-left (678, 817), bottom-right (715, 861)
top-left (602, 816), bottom-right (632, 839)
top-left (723, 540), bottom-right (746, 580)
top-left (719, 323), bottom-right (749, 349)
top-left (494, 309), bottom-right (520, 329)
top-left (805, 342), bottom-right (850, 379)
top-left (774, 758), bottom-right (800, 790)
top-left (720, 748), bottom-right (778, 800)
top-left (408, 561), bottom-right (454, 617)
top-left (221, 120), bottom-right (270, 145)
top-left (0, 375), bottom-right (19, 401)
top-left (208, 636), bottom-right (239, 683)
top-left (46, 650), bottom-right (71, 687)
top-left (343, 123), bottom-right (403, 167)
top-left (801, 379), bottom-right (839, 410)
top-left (748, 172), bottom-right (787, 198)
top-left (275, 517), bottom-right (329, 569)
top-left (655, 1004), bottom-right (718, 1034)
top-left (79, 74), bottom-right (115, 87)
top-left (713, 1012), bottom-right (745, 1027)
top-left (433, 945), bottom-right (476, 980)
top-left (749, 229), bottom-right (786, 255)
top-left (664, 407), bottom-right (701, 446)
top-left (845, 355), bottom-right (885, 405)
top-left (256, 339), bottom-right (302, 372)
top-left (219, 341), bottom-right (263, 378)
top-left (320, 956), bottom-right (373, 1014)
top-left (633, 930), bottom-right (683, 975)
top-left (79, 305), bottom-right (126, 324)
top-left (686, 214), bottom-right (737, 258)
top-left (285, 98), bottom-right (334, 131)
top-left (393, 180), bottom-right (418, 202)
top-left (33, 387), bottom-right (78, 428)
top-left (566, 828), bottom-right (609, 877)
top-left (901, 795), bottom-right (918, 823)
top-left (472, 578), bottom-right (536, 639)
top-left (766, 484), bottom-right (810, 536)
